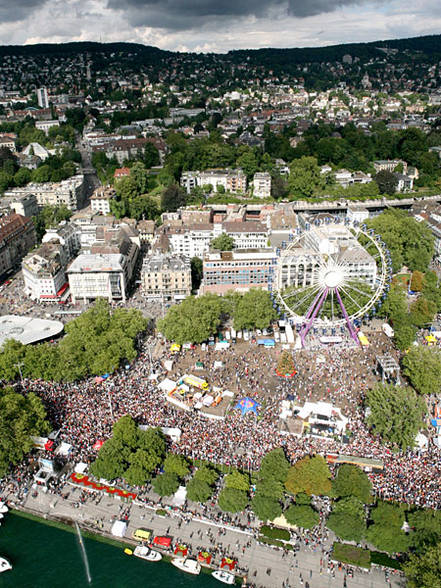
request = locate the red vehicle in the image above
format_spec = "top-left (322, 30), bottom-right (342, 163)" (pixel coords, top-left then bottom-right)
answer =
top-left (152, 536), bottom-right (172, 549)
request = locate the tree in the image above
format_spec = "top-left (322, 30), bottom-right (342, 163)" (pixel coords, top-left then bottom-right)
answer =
top-left (402, 346), bottom-right (441, 396)
top-left (422, 271), bottom-right (441, 312)
top-left (366, 384), bottom-right (426, 450)
top-left (288, 156), bottom-right (325, 198)
top-left (259, 448), bottom-right (290, 484)
top-left (284, 505), bottom-right (319, 529)
top-left (193, 465), bottom-right (219, 486)
top-left (14, 167), bottom-right (31, 187)
top-left (367, 501), bottom-right (410, 554)
top-left (0, 339), bottom-right (26, 381)
top-left (332, 464), bottom-right (373, 504)
top-left (251, 492), bottom-right (283, 522)
top-left (410, 296), bottom-right (437, 328)
top-left (0, 387), bottom-right (50, 476)
top-left (410, 271), bottom-right (424, 292)
top-left (152, 472), bottom-right (180, 497)
top-left (393, 322), bottom-right (417, 351)
top-left (408, 509), bottom-right (441, 552)
top-left (218, 487), bottom-right (248, 513)
top-left (233, 289), bottom-right (277, 331)
top-left (161, 183), bottom-right (186, 212)
top-left (210, 232), bottom-right (235, 251)
top-left (327, 496), bottom-right (367, 542)
top-left (225, 470), bottom-right (250, 492)
top-left (163, 453), bottom-right (190, 479)
top-left (285, 456), bottom-right (332, 496)
top-left (190, 257), bottom-right (203, 291)
top-left (157, 294), bottom-right (222, 344)
top-left (375, 170), bottom-right (398, 195)
top-left (403, 543), bottom-right (441, 588)
top-left (380, 284), bottom-right (408, 323)
top-left (366, 210), bottom-right (434, 273)
top-left (276, 351), bottom-right (296, 377)
top-left (186, 478), bottom-right (213, 503)
top-left (271, 174), bottom-right (289, 200)
top-left (89, 437), bottom-right (129, 481)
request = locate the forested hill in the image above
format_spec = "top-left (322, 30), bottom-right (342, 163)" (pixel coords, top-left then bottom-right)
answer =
top-left (1, 34), bottom-right (440, 63)
top-left (228, 34), bottom-right (441, 67)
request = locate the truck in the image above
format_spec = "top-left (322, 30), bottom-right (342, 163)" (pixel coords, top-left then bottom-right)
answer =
top-left (182, 374), bottom-right (209, 390)
top-left (382, 323), bottom-right (394, 338)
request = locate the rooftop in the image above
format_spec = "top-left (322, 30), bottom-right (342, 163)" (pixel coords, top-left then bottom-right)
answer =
top-left (0, 315), bottom-right (64, 346)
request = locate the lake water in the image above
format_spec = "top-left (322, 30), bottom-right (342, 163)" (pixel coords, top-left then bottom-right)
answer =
top-left (0, 512), bottom-right (224, 588)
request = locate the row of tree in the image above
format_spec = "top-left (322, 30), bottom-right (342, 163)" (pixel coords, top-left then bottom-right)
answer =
top-left (0, 300), bottom-right (147, 383)
top-left (157, 289), bottom-right (277, 345)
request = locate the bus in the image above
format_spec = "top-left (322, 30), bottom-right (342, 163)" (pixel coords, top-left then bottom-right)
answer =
top-left (182, 374), bottom-right (209, 390)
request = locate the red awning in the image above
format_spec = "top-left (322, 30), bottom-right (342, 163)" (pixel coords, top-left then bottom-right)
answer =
top-left (44, 440), bottom-right (54, 451)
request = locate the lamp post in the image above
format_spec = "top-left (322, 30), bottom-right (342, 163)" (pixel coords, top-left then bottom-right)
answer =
top-left (14, 362), bottom-right (24, 385)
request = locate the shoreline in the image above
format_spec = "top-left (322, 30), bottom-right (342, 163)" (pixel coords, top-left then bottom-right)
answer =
top-left (8, 506), bottom-right (245, 583)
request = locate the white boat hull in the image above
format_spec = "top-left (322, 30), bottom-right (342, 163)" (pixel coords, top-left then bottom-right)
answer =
top-left (212, 569), bottom-right (235, 584)
top-left (133, 546), bottom-right (162, 562)
top-left (170, 558), bottom-right (201, 575)
top-left (0, 557), bottom-right (12, 573)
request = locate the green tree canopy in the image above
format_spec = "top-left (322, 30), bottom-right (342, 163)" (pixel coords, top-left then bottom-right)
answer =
top-left (285, 455), bottom-right (332, 496)
top-left (259, 448), bottom-right (290, 484)
top-left (366, 210), bottom-right (434, 273)
top-left (163, 453), bottom-right (190, 479)
top-left (193, 465), bottom-right (219, 486)
top-left (210, 232), bottom-right (235, 251)
top-left (224, 470), bottom-right (250, 492)
top-left (232, 289), bottom-right (277, 331)
top-left (288, 156), bottom-right (325, 198)
top-left (367, 501), bottom-right (410, 554)
top-left (375, 170), bottom-right (398, 195)
top-left (332, 464), bottom-right (373, 504)
top-left (161, 183), bottom-right (187, 212)
top-left (251, 492), bottom-right (283, 522)
top-left (403, 542), bottom-right (441, 588)
top-left (186, 478), bottom-right (214, 503)
top-left (218, 487), bottom-right (248, 513)
top-left (157, 293), bottom-right (222, 344)
top-left (402, 346), bottom-right (441, 396)
top-left (152, 472), bottom-right (180, 497)
top-left (0, 387), bottom-right (50, 476)
top-left (366, 384), bottom-right (426, 450)
top-left (284, 505), bottom-right (320, 529)
top-left (408, 509), bottom-right (441, 552)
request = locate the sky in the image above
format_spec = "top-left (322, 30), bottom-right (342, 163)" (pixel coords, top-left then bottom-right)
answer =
top-left (0, 0), bottom-right (441, 52)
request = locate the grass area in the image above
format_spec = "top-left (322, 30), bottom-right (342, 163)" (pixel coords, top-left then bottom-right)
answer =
top-left (392, 273), bottom-right (411, 287)
top-left (370, 551), bottom-right (402, 570)
top-left (332, 542), bottom-right (371, 569)
top-left (260, 525), bottom-right (291, 541)
top-left (258, 536), bottom-right (294, 550)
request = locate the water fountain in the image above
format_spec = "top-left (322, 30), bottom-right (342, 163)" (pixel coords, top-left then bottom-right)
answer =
top-left (75, 521), bottom-right (92, 584)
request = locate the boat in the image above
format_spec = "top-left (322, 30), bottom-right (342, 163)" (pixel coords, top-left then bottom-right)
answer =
top-left (133, 545), bottom-right (162, 562)
top-left (170, 557), bottom-right (201, 575)
top-left (0, 557), bottom-right (12, 573)
top-left (212, 569), bottom-right (235, 584)
top-left (0, 502), bottom-right (8, 514)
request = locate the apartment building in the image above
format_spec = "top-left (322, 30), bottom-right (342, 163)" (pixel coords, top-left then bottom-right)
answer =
top-left (4, 175), bottom-right (84, 211)
top-left (90, 186), bottom-right (116, 215)
top-left (0, 213), bottom-right (36, 277)
top-left (35, 120), bottom-right (60, 135)
top-left (141, 254), bottom-right (191, 302)
top-left (36, 87), bottom-right (49, 109)
top-left (201, 249), bottom-right (277, 295)
top-left (180, 168), bottom-right (247, 194)
top-left (22, 241), bottom-right (68, 301)
top-left (252, 172), bottom-right (272, 198)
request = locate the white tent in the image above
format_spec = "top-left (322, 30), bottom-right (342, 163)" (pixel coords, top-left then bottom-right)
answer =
top-left (158, 378), bottom-right (177, 393)
top-left (111, 521), bottom-right (127, 537)
top-left (74, 462), bottom-right (88, 474)
top-left (171, 486), bottom-right (187, 507)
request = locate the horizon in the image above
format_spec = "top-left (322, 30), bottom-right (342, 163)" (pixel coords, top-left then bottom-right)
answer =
top-left (1, 0), bottom-right (441, 53)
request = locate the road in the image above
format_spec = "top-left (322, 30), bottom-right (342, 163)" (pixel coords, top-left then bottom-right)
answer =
top-left (17, 485), bottom-right (404, 588)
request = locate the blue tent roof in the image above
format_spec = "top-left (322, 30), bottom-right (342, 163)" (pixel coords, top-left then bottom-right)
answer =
top-left (235, 397), bottom-right (260, 416)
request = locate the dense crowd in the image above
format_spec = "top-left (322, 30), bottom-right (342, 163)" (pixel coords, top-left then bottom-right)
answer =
top-left (10, 331), bottom-right (439, 511)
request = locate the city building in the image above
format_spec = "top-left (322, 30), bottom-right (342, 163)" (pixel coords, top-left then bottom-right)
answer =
top-left (180, 169), bottom-right (247, 194)
top-left (35, 120), bottom-right (60, 135)
top-left (252, 172), bottom-right (272, 198)
top-left (201, 249), bottom-right (277, 295)
top-left (141, 254), bottom-right (191, 302)
top-left (90, 186), bottom-right (116, 215)
top-left (136, 220), bottom-right (156, 245)
top-left (6, 193), bottom-right (39, 218)
top-left (0, 213), bottom-right (36, 277)
top-left (4, 175), bottom-right (84, 211)
top-left (22, 241), bottom-right (69, 302)
top-left (36, 87), bottom-right (49, 109)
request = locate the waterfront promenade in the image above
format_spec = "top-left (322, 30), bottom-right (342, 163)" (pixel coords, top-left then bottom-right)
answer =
top-left (7, 484), bottom-right (404, 588)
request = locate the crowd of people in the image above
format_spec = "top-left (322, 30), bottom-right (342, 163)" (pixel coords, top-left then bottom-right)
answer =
top-left (9, 330), bottom-right (440, 511)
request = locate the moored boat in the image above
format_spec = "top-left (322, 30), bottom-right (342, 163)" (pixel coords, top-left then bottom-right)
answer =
top-left (212, 569), bottom-right (235, 584)
top-left (0, 502), bottom-right (8, 514)
top-left (170, 557), bottom-right (201, 575)
top-left (133, 545), bottom-right (162, 562)
top-left (0, 557), bottom-right (12, 573)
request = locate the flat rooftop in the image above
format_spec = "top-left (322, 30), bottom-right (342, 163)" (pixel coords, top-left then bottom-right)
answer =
top-left (0, 315), bottom-right (64, 346)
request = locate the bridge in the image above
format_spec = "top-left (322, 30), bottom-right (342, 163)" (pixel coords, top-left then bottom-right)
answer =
top-left (289, 194), bottom-right (441, 212)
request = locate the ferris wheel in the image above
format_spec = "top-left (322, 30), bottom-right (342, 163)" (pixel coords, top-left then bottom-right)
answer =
top-left (272, 216), bottom-right (392, 346)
